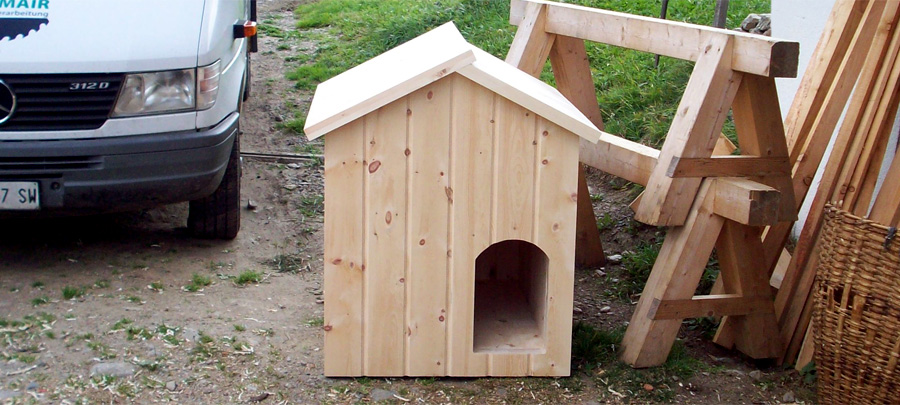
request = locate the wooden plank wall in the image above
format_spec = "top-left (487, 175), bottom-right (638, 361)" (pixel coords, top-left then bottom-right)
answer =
top-left (323, 74), bottom-right (579, 376)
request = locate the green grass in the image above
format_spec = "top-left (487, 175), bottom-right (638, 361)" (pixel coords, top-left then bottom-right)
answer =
top-left (609, 242), bottom-right (661, 300)
top-left (111, 318), bottom-right (133, 331)
top-left (62, 286), bottom-right (85, 300)
top-left (572, 322), bottom-right (708, 402)
top-left (148, 282), bottom-right (164, 292)
top-left (596, 212), bottom-right (616, 231)
top-left (183, 273), bottom-right (213, 292)
top-left (235, 270), bottom-right (262, 286)
top-left (298, 194), bottom-right (324, 217)
top-left (287, 0), bottom-right (768, 144)
top-left (30, 296), bottom-right (50, 307)
top-left (31, 281), bottom-right (44, 289)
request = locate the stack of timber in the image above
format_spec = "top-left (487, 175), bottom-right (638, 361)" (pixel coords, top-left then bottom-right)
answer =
top-left (761, 0), bottom-right (900, 368)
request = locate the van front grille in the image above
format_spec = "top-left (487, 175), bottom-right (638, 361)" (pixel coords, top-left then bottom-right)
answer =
top-left (0, 155), bottom-right (103, 172)
top-left (0, 74), bottom-right (124, 132)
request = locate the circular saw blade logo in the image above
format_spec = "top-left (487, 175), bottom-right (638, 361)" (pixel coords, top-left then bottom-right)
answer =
top-left (0, 0), bottom-right (51, 41)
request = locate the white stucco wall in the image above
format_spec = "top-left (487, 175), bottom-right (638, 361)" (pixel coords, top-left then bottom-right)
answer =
top-left (772, 0), bottom-right (899, 235)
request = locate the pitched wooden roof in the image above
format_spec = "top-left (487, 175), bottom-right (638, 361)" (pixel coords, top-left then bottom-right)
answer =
top-left (304, 22), bottom-right (601, 143)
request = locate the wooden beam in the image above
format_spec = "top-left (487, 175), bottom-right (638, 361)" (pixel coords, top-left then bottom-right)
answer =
top-left (505, 2), bottom-right (555, 77)
top-left (647, 294), bottom-right (772, 320)
top-left (712, 178), bottom-right (782, 226)
top-left (870, 147), bottom-right (900, 226)
top-left (768, 248), bottom-right (792, 289)
top-left (785, 0), bottom-right (869, 157)
top-left (635, 35), bottom-right (742, 226)
top-left (790, 0), bottom-right (888, 201)
top-left (575, 165), bottom-right (606, 266)
top-left (510, 0), bottom-right (798, 77)
top-left (667, 156), bottom-right (791, 178)
top-left (579, 135), bottom-right (658, 186)
top-left (545, 36), bottom-right (608, 267)
top-left (730, 74), bottom-right (797, 222)
top-left (622, 180), bottom-right (724, 367)
top-left (712, 222), bottom-right (782, 359)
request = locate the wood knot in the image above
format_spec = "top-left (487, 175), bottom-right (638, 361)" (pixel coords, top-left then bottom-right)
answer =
top-left (419, 239), bottom-right (426, 246)
top-left (427, 91), bottom-right (434, 100)
top-left (542, 130), bottom-right (549, 137)
top-left (552, 223), bottom-right (560, 231)
top-left (438, 315), bottom-right (445, 322)
top-left (570, 193), bottom-right (578, 202)
top-left (407, 108), bottom-right (412, 116)
top-left (399, 278), bottom-right (405, 283)
top-left (405, 148), bottom-right (411, 156)
top-left (542, 159), bottom-right (549, 165)
top-left (331, 258), bottom-right (342, 265)
top-left (323, 325), bottom-right (333, 332)
top-left (445, 186), bottom-right (454, 203)
top-left (385, 211), bottom-right (393, 225)
top-left (368, 160), bottom-right (382, 173)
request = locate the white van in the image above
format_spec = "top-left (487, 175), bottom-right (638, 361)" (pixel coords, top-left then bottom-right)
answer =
top-left (0, 0), bottom-right (257, 239)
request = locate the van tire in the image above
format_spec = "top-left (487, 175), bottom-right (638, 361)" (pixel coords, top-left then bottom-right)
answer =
top-left (188, 131), bottom-right (241, 240)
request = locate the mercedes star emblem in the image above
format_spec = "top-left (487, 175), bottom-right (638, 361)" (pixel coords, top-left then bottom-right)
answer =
top-left (0, 80), bottom-right (16, 126)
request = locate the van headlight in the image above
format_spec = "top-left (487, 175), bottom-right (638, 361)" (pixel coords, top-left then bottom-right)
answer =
top-left (112, 60), bottom-right (220, 117)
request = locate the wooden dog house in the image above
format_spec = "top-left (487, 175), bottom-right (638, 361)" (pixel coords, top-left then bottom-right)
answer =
top-left (304, 23), bottom-right (601, 377)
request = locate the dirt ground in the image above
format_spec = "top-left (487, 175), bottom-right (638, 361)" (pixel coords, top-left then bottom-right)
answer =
top-left (0, 0), bottom-right (814, 403)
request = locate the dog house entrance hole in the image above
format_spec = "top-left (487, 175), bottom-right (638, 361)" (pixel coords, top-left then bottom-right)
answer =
top-left (473, 240), bottom-right (548, 354)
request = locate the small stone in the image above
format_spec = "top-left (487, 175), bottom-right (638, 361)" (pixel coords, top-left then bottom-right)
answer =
top-left (599, 306), bottom-right (612, 314)
top-left (724, 369), bottom-right (746, 378)
top-left (741, 14), bottom-right (761, 31)
top-left (783, 390), bottom-right (796, 403)
top-left (25, 382), bottom-right (38, 391)
top-left (283, 184), bottom-right (298, 191)
top-left (166, 381), bottom-right (177, 391)
top-left (182, 328), bottom-right (200, 343)
top-left (496, 388), bottom-right (507, 396)
top-left (595, 269), bottom-right (607, 277)
top-left (749, 370), bottom-right (763, 381)
top-left (606, 254), bottom-right (623, 264)
top-left (247, 200), bottom-right (257, 210)
top-left (287, 163), bottom-right (302, 169)
top-left (573, 307), bottom-right (583, 314)
top-left (643, 383), bottom-right (654, 392)
top-left (90, 362), bottom-right (136, 378)
top-left (0, 390), bottom-right (21, 400)
top-left (756, 14), bottom-right (772, 33)
top-left (611, 278), bottom-right (619, 283)
top-left (370, 388), bottom-right (398, 402)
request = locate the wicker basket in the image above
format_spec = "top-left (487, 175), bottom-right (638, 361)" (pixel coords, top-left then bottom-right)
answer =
top-left (814, 205), bottom-right (900, 404)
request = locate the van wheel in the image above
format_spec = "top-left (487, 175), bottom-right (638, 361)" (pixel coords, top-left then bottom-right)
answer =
top-left (188, 131), bottom-right (241, 239)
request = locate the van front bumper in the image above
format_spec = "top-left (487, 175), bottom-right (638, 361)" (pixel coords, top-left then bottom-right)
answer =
top-left (0, 113), bottom-right (238, 215)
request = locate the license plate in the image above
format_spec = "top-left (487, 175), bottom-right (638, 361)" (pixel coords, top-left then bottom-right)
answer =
top-left (0, 182), bottom-right (40, 210)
